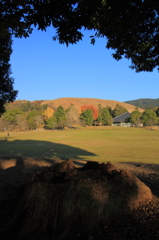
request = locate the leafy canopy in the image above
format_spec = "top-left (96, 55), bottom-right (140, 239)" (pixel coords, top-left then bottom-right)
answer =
top-left (0, 28), bottom-right (17, 113)
top-left (46, 116), bottom-right (57, 130)
top-left (112, 104), bottom-right (128, 118)
top-left (1, 0), bottom-right (159, 112)
top-left (142, 109), bottom-right (157, 126)
top-left (80, 108), bottom-right (94, 126)
top-left (1, 0), bottom-right (159, 72)
top-left (128, 110), bottom-right (141, 126)
top-left (55, 106), bottom-right (66, 120)
top-left (100, 107), bottom-right (112, 126)
top-left (81, 105), bottom-right (98, 120)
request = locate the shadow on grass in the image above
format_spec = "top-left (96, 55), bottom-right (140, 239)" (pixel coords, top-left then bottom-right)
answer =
top-left (0, 139), bottom-right (96, 157)
top-left (0, 139), bottom-right (97, 170)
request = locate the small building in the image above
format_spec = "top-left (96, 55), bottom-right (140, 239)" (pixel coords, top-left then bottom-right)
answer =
top-left (112, 112), bottom-right (132, 127)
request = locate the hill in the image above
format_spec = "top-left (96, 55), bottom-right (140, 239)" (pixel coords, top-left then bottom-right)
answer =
top-left (41, 97), bottom-right (144, 113)
top-left (124, 98), bottom-right (159, 109)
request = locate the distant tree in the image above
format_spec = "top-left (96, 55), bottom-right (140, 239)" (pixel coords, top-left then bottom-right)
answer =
top-left (125, 99), bottom-right (159, 109)
top-left (66, 104), bottom-right (80, 127)
top-left (19, 119), bottom-right (29, 131)
top-left (112, 104), bottom-right (128, 117)
top-left (46, 116), bottom-right (57, 130)
top-left (54, 106), bottom-right (67, 129)
top-left (80, 109), bottom-right (94, 126)
top-left (26, 110), bottom-right (42, 130)
top-left (19, 101), bottom-right (33, 112)
top-left (15, 114), bottom-right (29, 131)
top-left (31, 101), bottom-right (43, 111)
top-left (2, 109), bottom-right (23, 124)
top-left (101, 107), bottom-right (112, 126)
top-left (27, 118), bottom-right (36, 130)
top-left (42, 104), bottom-right (49, 110)
top-left (98, 104), bottom-right (102, 117)
top-left (5, 101), bottom-right (24, 111)
top-left (0, 118), bottom-right (8, 132)
top-left (81, 105), bottom-right (98, 120)
top-left (34, 115), bottom-right (44, 129)
top-left (106, 106), bottom-right (112, 116)
top-left (54, 106), bottom-right (66, 122)
top-left (57, 118), bottom-right (68, 129)
top-left (43, 107), bottom-right (54, 120)
top-left (142, 109), bottom-right (157, 126)
top-left (16, 114), bottom-right (26, 131)
top-left (129, 111), bottom-right (141, 126)
top-left (96, 115), bottom-right (103, 125)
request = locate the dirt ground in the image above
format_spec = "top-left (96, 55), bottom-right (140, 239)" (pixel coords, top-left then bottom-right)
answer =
top-left (0, 157), bottom-right (159, 240)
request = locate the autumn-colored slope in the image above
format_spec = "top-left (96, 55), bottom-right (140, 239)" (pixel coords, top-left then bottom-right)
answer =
top-left (41, 98), bottom-right (144, 113)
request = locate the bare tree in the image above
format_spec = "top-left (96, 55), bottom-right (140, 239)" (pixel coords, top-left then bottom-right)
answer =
top-left (34, 115), bottom-right (44, 129)
top-left (66, 104), bottom-right (80, 127)
top-left (15, 114), bottom-right (30, 131)
top-left (0, 118), bottom-right (8, 132)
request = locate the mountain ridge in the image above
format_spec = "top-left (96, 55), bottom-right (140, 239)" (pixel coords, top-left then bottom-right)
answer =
top-left (124, 98), bottom-right (159, 109)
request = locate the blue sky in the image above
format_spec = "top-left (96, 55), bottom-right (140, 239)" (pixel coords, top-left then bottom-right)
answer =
top-left (10, 27), bottom-right (159, 103)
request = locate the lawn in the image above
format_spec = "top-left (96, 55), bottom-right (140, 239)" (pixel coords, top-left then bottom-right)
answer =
top-left (0, 127), bottom-right (159, 163)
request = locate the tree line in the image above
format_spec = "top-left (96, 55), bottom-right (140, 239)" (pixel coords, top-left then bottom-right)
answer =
top-left (124, 98), bottom-right (159, 109)
top-left (126, 109), bottom-right (159, 127)
top-left (0, 101), bottom-right (128, 131)
top-left (1, 1), bottom-right (159, 113)
top-left (0, 100), bottom-right (158, 132)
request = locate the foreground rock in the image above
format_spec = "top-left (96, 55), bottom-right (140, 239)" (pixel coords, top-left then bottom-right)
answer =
top-left (7, 160), bottom-right (152, 240)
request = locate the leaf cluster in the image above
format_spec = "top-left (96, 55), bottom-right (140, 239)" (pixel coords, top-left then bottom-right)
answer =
top-left (112, 104), bottom-right (128, 117)
top-left (0, 28), bottom-right (17, 113)
top-left (2, 0), bottom-right (159, 72)
top-left (1, 1), bottom-right (159, 112)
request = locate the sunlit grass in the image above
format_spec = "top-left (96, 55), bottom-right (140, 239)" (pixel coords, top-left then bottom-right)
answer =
top-left (0, 127), bottom-right (159, 163)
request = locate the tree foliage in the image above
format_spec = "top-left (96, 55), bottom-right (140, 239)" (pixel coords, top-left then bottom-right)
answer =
top-left (26, 110), bottom-right (43, 130)
top-left (54, 106), bottom-right (66, 122)
top-left (97, 104), bottom-right (102, 117)
top-left (54, 105), bottom-right (67, 128)
top-left (0, 118), bottom-right (8, 131)
top-left (125, 98), bottom-right (159, 109)
top-left (112, 104), bottom-right (128, 117)
top-left (46, 116), bottom-right (57, 130)
top-left (16, 114), bottom-right (28, 131)
top-left (2, 0), bottom-right (159, 72)
top-left (66, 104), bottom-right (80, 127)
top-left (1, 1), bottom-right (159, 111)
top-left (0, 28), bottom-right (17, 113)
top-left (81, 105), bottom-right (98, 120)
top-left (142, 109), bottom-right (157, 126)
top-left (2, 108), bottom-right (23, 124)
top-left (100, 107), bottom-right (112, 126)
top-left (43, 106), bottom-right (54, 120)
top-left (80, 109), bottom-right (94, 126)
top-left (128, 110), bottom-right (141, 126)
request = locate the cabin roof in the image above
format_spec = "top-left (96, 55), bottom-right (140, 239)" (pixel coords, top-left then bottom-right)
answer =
top-left (113, 112), bottom-right (131, 123)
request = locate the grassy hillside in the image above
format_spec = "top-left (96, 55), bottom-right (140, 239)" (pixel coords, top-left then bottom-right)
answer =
top-left (124, 98), bottom-right (159, 109)
top-left (41, 97), bottom-right (144, 113)
top-left (0, 127), bottom-right (158, 163)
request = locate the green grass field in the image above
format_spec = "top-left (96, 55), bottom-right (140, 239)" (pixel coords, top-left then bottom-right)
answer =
top-left (0, 127), bottom-right (159, 163)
